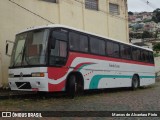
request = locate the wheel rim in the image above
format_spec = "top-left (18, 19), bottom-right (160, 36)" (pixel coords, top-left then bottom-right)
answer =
top-left (133, 77), bottom-right (138, 88)
top-left (75, 82), bottom-right (77, 92)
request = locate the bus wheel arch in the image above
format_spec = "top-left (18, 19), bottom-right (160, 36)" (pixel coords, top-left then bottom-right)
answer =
top-left (65, 72), bottom-right (84, 98)
top-left (132, 74), bottom-right (140, 90)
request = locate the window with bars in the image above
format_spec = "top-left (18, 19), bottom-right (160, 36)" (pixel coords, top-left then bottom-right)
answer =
top-left (109, 3), bottom-right (119, 15)
top-left (85, 0), bottom-right (98, 10)
top-left (40, 0), bottom-right (58, 3)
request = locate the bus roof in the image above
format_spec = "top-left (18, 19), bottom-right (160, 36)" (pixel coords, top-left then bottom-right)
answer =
top-left (17, 24), bottom-right (153, 52)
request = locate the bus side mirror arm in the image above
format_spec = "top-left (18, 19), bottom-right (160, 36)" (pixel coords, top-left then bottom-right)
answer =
top-left (6, 43), bottom-right (9, 55)
top-left (6, 40), bottom-right (15, 57)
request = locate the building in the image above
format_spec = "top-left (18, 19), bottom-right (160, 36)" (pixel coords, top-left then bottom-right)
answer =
top-left (0, 0), bottom-right (129, 87)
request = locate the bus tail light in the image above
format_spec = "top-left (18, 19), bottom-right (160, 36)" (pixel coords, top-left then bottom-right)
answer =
top-left (31, 73), bottom-right (45, 77)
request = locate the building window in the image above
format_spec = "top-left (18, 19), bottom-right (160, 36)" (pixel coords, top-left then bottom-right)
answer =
top-left (85, 0), bottom-right (98, 10)
top-left (109, 3), bottom-right (119, 15)
top-left (40, 0), bottom-right (58, 3)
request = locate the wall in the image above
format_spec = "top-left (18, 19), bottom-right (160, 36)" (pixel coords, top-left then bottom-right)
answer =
top-left (0, 0), bottom-right (59, 86)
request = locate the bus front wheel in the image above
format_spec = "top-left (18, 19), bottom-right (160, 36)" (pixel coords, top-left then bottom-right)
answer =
top-left (132, 75), bottom-right (139, 90)
top-left (66, 75), bottom-right (77, 98)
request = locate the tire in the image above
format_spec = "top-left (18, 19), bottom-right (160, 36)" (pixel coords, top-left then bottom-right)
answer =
top-left (66, 75), bottom-right (77, 99)
top-left (132, 75), bottom-right (139, 90)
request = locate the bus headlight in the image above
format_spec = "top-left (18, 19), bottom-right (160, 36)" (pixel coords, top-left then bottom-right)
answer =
top-left (31, 72), bottom-right (45, 77)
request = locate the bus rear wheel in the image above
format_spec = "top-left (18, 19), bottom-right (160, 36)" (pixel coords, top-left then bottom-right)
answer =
top-left (66, 75), bottom-right (77, 98)
top-left (132, 75), bottom-right (139, 90)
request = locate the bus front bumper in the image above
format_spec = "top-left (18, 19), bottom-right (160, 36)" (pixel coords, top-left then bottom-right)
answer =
top-left (8, 77), bottom-right (49, 92)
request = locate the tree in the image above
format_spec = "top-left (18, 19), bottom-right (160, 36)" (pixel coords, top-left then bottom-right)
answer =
top-left (142, 31), bottom-right (153, 39)
top-left (128, 11), bottom-right (133, 15)
top-left (153, 43), bottom-right (160, 52)
top-left (154, 30), bottom-right (158, 39)
top-left (152, 8), bottom-right (160, 23)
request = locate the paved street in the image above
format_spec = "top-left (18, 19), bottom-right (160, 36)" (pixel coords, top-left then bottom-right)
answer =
top-left (0, 82), bottom-right (160, 120)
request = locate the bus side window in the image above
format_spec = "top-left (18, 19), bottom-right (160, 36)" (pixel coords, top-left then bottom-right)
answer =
top-left (50, 29), bottom-right (68, 66)
top-left (132, 47), bottom-right (141, 61)
top-left (59, 41), bottom-right (67, 57)
top-left (69, 32), bottom-right (88, 53)
top-left (149, 52), bottom-right (154, 64)
top-left (120, 44), bottom-right (131, 59)
top-left (90, 37), bottom-right (105, 55)
top-left (141, 50), bottom-right (149, 62)
top-left (106, 41), bottom-right (120, 58)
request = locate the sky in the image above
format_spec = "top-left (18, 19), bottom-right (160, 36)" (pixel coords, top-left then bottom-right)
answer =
top-left (128, 0), bottom-right (160, 12)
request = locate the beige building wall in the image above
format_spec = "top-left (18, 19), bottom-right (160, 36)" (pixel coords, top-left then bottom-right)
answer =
top-left (0, 0), bottom-right (128, 86)
top-left (0, 0), bottom-right (59, 87)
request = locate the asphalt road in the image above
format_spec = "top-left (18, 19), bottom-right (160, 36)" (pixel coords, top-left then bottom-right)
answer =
top-left (0, 82), bottom-right (160, 120)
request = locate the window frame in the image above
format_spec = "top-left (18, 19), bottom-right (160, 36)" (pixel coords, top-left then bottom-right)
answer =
top-left (109, 3), bottom-right (120, 15)
top-left (85, 0), bottom-right (99, 11)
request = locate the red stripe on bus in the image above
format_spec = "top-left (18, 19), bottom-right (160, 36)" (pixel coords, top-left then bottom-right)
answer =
top-left (48, 80), bottom-right (66, 92)
top-left (69, 52), bottom-right (155, 67)
top-left (48, 52), bottom-right (154, 80)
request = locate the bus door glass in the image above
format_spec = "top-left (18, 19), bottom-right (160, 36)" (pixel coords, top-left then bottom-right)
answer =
top-left (49, 29), bottom-right (68, 66)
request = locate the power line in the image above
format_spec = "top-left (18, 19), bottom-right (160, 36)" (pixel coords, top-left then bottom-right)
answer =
top-left (9, 0), bottom-right (128, 23)
top-left (8, 0), bottom-right (55, 24)
top-left (140, 0), bottom-right (157, 9)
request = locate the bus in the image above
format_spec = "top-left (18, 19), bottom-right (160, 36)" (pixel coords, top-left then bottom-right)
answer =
top-left (7, 24), bottom-right (155, 97)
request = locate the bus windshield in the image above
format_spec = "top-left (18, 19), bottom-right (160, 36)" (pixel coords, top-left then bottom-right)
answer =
top-left (10, 29), bottom-right (49, 67)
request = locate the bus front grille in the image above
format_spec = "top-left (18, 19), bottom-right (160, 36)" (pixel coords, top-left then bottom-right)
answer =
top-left (15, 82), bottom-right (31, 89)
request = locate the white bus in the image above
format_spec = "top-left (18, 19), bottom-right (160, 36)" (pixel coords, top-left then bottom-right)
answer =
top-left (7, 24), bottom-right (155, 97)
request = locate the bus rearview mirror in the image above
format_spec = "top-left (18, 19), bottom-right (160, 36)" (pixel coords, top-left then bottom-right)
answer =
top-left (6, 40), bottom-right (15, 57)
top-left (6, 43), bottom-right (9, 55)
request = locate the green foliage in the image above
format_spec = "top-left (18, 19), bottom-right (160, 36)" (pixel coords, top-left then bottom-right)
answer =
top-left (128, 11), bottom-right (134, 15)
top-left (154, 53), bottom-right (160, 57)
top-left (153, 43), bottom-right (160, 51)
top-left (142, 31), bottom-right (153, 39)
top-left (154, 30), bottom-right (158, 39)
top-left (143, 19), bottom-right (152, 23)
top-left (129, 32), bottom-right (142, 39)
top-left (152, 8), bottom-right (160, 23)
